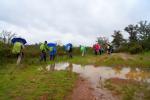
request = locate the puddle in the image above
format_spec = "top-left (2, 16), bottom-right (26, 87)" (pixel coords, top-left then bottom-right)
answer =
top-left (38, 63), bottom-right (150, 89)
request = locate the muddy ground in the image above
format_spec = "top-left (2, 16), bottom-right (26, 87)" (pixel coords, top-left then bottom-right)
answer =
top-left (66, 77), bottom-right (120, 100)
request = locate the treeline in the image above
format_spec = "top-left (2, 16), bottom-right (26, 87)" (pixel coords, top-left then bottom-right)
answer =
top-left (111, 20), bottom-right (150, 54)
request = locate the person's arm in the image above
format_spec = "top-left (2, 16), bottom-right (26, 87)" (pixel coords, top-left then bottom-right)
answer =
top-left (46, 45), bottom-right (49, 51)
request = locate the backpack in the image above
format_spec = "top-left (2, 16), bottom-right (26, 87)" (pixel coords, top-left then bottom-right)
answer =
top-left (67, 45), bottom-right (71, 51)
top-left (49, 47), bottom-right (53, 52)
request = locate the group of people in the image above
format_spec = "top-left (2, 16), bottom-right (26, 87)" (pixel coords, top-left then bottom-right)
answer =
top-left (12, 40), bottom-right (112, 65)
top-left (93, 42), bottom-right (113, 55)
top-left (93, 43), bottom-right (102, 55)
top-left (39, 41), bottom-right (73, 62)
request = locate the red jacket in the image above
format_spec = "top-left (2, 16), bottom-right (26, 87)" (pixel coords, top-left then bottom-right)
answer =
top-left (93, 44), bottom-right (100, 51)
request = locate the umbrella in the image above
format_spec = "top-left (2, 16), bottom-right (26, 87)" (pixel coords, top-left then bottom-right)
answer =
top-left (65, 43), bottom-right (72, 51)
top-left (47, 43), bottom-right (57, 54)
top-left (66, 43), bottom-right (72, 47)
top-left (11, 38), bottom-right (27, 44)
top-left (47, 43), bottom-right (57, 47)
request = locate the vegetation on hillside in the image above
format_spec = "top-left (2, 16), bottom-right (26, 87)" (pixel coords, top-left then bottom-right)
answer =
top-left (112, 20), bottom-right (150, 54)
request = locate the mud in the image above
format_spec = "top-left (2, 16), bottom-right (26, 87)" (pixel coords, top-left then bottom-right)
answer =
top-left (38, 63), bottom-right (150, 100)
top-left (66, 77), bottom-right (120, 100)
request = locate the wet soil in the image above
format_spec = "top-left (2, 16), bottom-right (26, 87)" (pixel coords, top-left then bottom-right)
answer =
top-left (38, 62), bottom-right (150, 100)
top-left (66, 77), bottom-right (120, 100)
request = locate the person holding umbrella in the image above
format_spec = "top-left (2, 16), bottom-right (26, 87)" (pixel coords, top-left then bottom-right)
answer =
top-left (12, 38), bottom-right (26, 65)
top-left (40, 41), bottom-right (49, 62)
top-left (47, 43), bottom-right (57, 61)
top-left (65, 43), bottom-right (73, 58)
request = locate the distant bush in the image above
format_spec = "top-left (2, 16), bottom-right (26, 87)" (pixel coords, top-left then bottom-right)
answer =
top-left (129, 43), bottom-right (143, 54)
top-left (0, 42), bottom-right (14, 66)
top-left (114, 43), bottom-right (129, 53)
top-left (24, 45), bottom-right (40, 57)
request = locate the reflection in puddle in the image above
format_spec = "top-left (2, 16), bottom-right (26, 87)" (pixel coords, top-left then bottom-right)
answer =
top-left (38, 63), bottom-right (150, 88)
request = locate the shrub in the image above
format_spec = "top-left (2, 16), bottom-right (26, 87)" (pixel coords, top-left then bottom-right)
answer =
top-left (129, 43), bottom-right (143, 54)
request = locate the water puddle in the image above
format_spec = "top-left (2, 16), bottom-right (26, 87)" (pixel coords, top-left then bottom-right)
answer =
top-left (38, 63), bottom-right (150, 88)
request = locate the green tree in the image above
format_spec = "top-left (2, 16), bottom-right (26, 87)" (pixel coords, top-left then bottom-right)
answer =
top-left (97, 36), bottom-right (108, 48)
top-left (111, 30), bottom-right (125, 49)
top-left (137, 21), bottom-right (150, 50)
top-left (124, 24), bottom-right (138, 43)
top-left (138, 21), bottom-right (150, 40)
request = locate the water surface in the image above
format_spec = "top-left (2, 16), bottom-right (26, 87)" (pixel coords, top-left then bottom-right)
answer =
top-left (38, 63), bottom-right (150, 88)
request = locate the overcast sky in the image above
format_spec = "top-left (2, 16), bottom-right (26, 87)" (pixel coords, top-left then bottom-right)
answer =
top-left (0, 0), bottom-right (150, 46)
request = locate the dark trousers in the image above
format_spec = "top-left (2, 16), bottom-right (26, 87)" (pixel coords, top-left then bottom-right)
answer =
top-left (68, 52), bottom-right (73, 58)
top-left (40, 51), bottom-right (46, 62)
top-left (94, 50), bottom-right (98, 55)
top-left (50, 55), bottom-right (55, 61)
top-left (17, 52), bottom-right (24, 58)
top-left (99, 49), bottom-right (102, 55)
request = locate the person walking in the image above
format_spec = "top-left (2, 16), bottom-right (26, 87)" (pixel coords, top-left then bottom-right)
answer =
top-left (40, 41), bottom-right (48, 62)
top-left (66, 43), bottom-right (73, 58)
top-left (12, 42), bottom-right (24, 65)
top-left (80, 45), bottom-right (86, 56)
top-left (49, 46), bottom-right (56, 61)
top-left (93, 43), bottom-right (100, 55)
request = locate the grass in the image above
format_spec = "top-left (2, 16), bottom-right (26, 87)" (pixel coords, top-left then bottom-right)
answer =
top-left (9, 52), bottom-right (150, 68)
top-left (104, 78), bottom-right (150, 100)
top-left (0, 64), bottom-right (77, 100)
top-left (0, 51), bottom-right (150, 99)
top-left (63, 53), bottom-right (150, 67)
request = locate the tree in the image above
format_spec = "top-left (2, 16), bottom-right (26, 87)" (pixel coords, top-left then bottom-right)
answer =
top-left (124, 24), bottom-right (138, 43)
top-left (137, 21), bottom-right (150, 50)
top-left (0, 30), bottom-right (16, 44)
top-left (97, 36), bottom-right (108, 47)
top-left (111, 30), bottom-right (125, 49)
top-left (138, 21), bottom-right (150, 40)
top-left (97, 36), bottom-right (108, 45)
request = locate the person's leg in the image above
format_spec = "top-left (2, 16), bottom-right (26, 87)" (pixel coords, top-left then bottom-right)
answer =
top-left (40, 51), bottom-right (44, 61)
top-left (68, 52), bottom-right (71, 58)
top-left (53, 55), bottom-right (55, 60)
top-left (109, 49), bottom-right (111, 54)
top-left (107, 49), bottom-right (109, 54)
top-left (96, 50), bottom-right (98, 55)
top-left (50, 55), bottom-right (52, 61)
top-left (17, 53), bottom-right (22, 65)
top-left (94, 50), bottom-right (97, 55)
top-left (51, 55), bottom-right (54, 60)
top-left (69, 52), bottom-right (72, 58)
top-left (82, 51), bottom-right (84, 56)
top-left (43, 52), bottom-right (46, 61)
top-left (83, 51), bottom-right (85, 56)
top-left (99, 49), bottom-right (102, 55)
top-left (108, 49), bottom-right (111, 54)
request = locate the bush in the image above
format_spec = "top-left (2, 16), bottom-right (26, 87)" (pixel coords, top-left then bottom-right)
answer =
top-left (114, 43), bottom-right (129, 53)
top-left (129, 43), bottom-right (143, 54)
top-left (0, 42), bottom-right (14, 66)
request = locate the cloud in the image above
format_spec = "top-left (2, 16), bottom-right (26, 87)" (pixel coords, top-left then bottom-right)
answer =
top-left (0, 0), bottom-right (150, 46)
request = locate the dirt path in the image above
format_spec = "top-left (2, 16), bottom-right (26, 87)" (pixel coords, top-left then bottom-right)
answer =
top-left (112, 53), bottom-right (134, 60)
top-left (66, 77), bottom-right (120, 100)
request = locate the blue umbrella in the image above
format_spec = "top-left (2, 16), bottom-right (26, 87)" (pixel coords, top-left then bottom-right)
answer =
top-left (11, 38), bottom-right (27, 44)
top-left (47, 43), bottom-right (57, 55)
top-left (47, 43), bottom-right (57, 47)
top-left (66, 43), bottom-right (72, 48)
top-left (65, 43), bottom-right (72, 51)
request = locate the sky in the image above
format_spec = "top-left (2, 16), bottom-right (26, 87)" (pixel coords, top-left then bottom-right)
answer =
top-left (0, 0), bottom-right (150, 46)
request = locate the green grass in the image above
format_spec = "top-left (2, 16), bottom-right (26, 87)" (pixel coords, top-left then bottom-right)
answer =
top-left (63, 53), bottom-right (150, 67)
top-left (10, 52), bottom-right (150, 68)
top-left (0, 43), bottom-right (150, 100)
top-left (0, 64), bottom-right (77, 100)
top-left (104, 79), bottom-right (150, 100)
